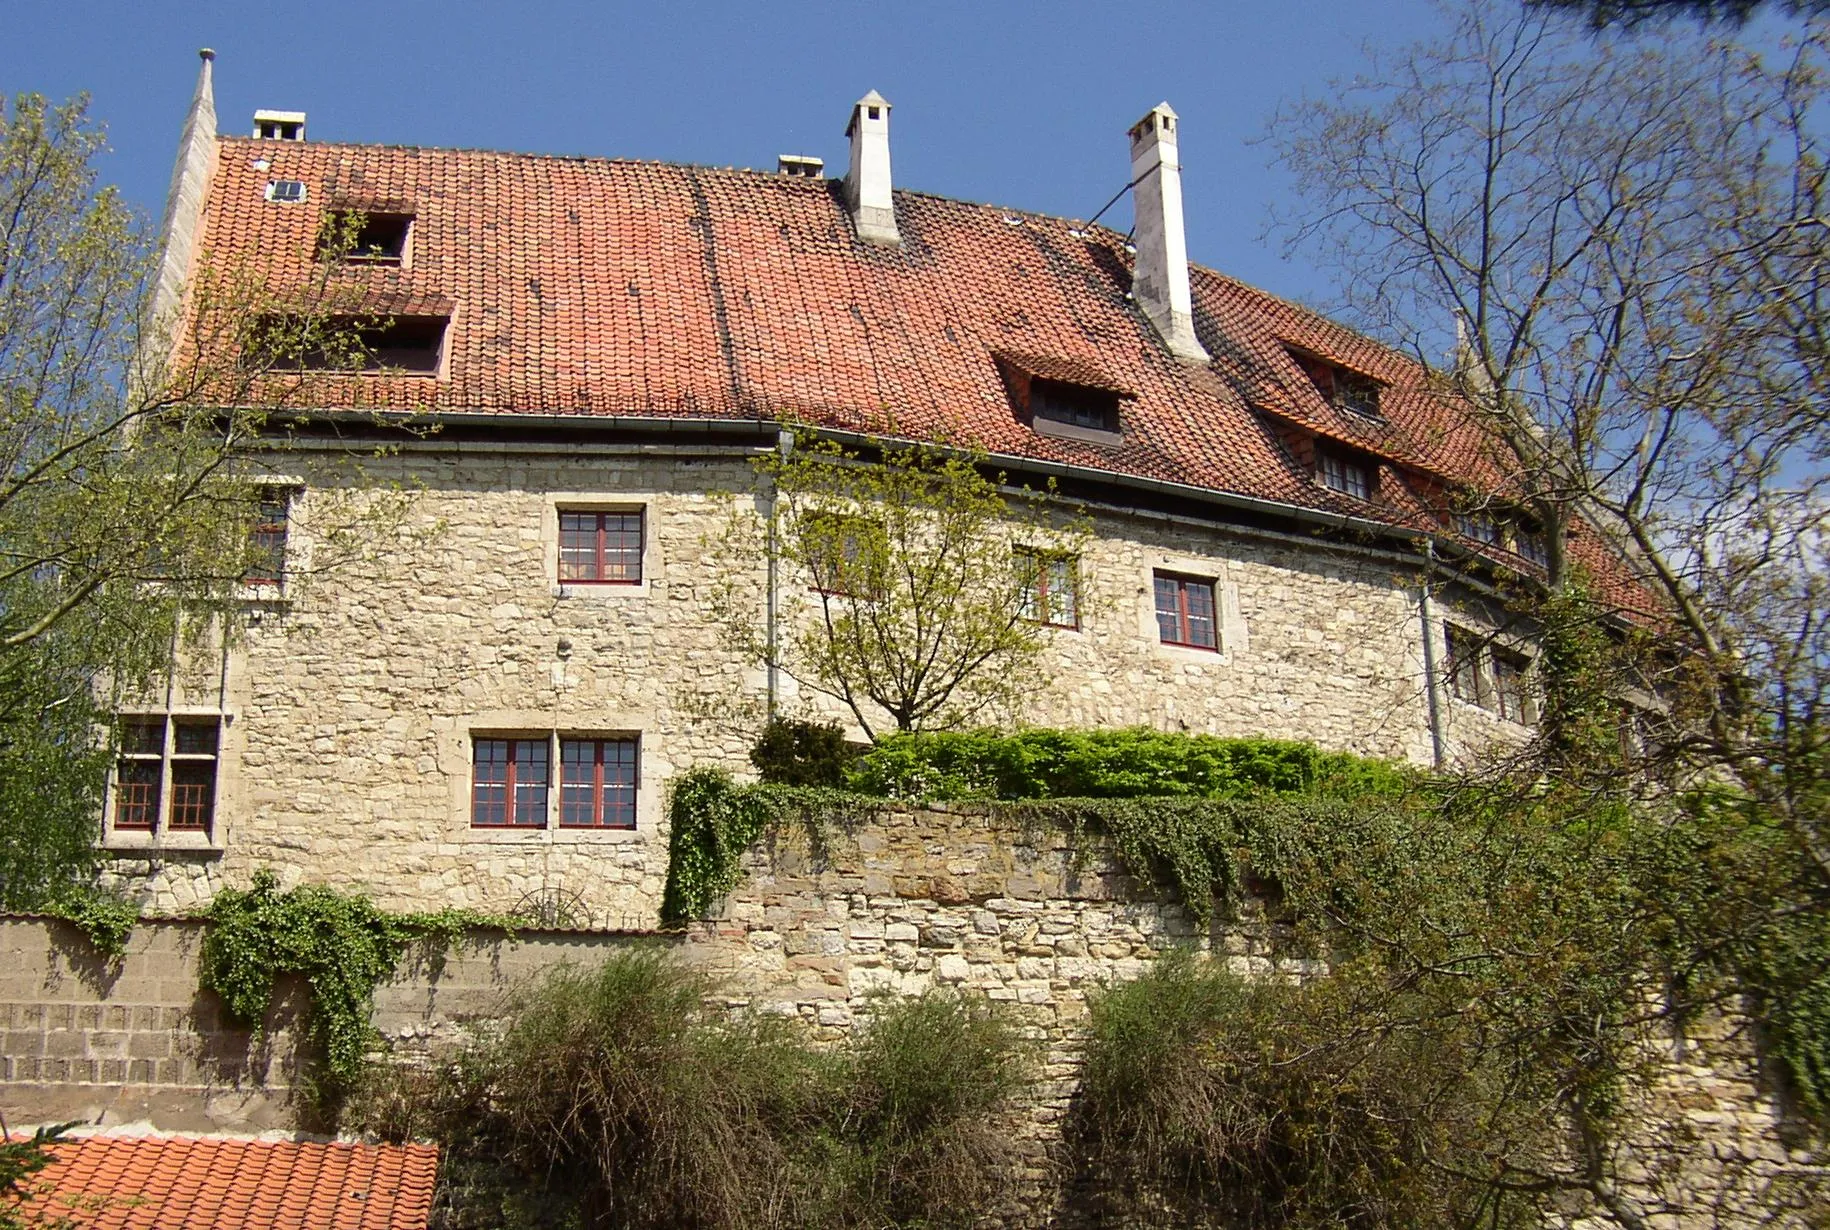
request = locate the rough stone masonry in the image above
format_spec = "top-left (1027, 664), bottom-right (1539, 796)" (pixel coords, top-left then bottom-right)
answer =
top-left (8, 800), bottom-right (1824, 1226)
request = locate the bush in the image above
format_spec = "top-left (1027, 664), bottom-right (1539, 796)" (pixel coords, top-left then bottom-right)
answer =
top-left (1076, 952), bottom-right (1549, 1229)
top-left (847, 727), bottom-right (1407, 802)
top-left (749, 719), bottom-right (855, 787)
top-left (378, 949), bottom-right (1031, 1230)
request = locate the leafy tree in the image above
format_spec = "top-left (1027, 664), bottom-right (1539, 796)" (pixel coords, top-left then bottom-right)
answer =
top-left (1270, 3), bottom-right (1830, 874)
top-left (710, 430), bottom-right (1089, 741)
top-left (0, 92), bottom-right (407, 909)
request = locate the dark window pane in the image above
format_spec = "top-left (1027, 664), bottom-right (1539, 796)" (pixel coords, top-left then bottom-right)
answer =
top-left (174, 721), bottom-right (218, 756)
top-left (120, 720), bottom-right (164, 756)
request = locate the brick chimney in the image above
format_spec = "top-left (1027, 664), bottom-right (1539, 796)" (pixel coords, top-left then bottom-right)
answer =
top-left (1128, 103), bottom-right (1208, 362)
top-left (843, 90), bottom-right (899, 246)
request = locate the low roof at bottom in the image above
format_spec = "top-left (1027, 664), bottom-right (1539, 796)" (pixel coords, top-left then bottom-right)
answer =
top-left (8, 1135), bottom-right (438, 1230)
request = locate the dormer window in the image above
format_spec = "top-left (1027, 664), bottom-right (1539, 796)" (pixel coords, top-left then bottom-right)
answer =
top-left (1455, 512), bottom-right (1503, 546)
top-left (253, 314), bottom-right (448, 375)
top-left (1318, 449), bottom-right (1374, 501)
top-left (1289, 349), bottom-right (1382, 419)
top-left (1032, 381), bottom-right (1121, 434)
top-left (320, 211), bottom-right (413, 265)
top-left (993, 350), bottom-right (1134, 443)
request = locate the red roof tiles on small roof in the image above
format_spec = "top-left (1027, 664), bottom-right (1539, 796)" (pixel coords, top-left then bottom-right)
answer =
top-left (12, 1136), bottom-right (438, 1230)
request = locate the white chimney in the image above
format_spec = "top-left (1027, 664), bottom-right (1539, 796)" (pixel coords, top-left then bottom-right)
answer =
top-left (843, 91), bottom-right (899, 246)
top-left (253, 109), bottom-right (306, 141)
top-left (1128, 103), bottom-right (1207, 362)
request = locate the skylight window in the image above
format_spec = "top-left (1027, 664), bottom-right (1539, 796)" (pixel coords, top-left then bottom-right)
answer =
top-left (265, 180), bottom-right (307, 204)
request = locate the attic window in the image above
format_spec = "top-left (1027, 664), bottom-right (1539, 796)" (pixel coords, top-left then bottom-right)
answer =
top-left (255, 314), bottom-right (448, 375)
top-left (1318, 448), bottom-right (1374, 501)
top-left (1289, 349), bottom-right (1382, 419)
top-left (321, 211), bottom-right (413, 264)
top-left (265, 180), bottom-right (307, 204)
top-left (1032, 381), bottom-right (1121, 434)
top-left (994, 351), bottom-right (1134, 443)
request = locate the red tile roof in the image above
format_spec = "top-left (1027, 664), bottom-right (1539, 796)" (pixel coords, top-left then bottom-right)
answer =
top-left (10, 1135), bottom-right (438, 1230)
top-left (191, 137), bottom-right (1653, 615)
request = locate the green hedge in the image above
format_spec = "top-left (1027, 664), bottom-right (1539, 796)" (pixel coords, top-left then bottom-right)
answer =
top-left (846, 727), bottom-right (1408, 802)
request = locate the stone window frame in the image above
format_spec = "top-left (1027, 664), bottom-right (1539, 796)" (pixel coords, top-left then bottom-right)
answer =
top-left (456, 720), bottom-right (649, 843)
top-left (545, 498), bottom-right (655, 598)
top-left (102, 710), bottom-right (230, 854)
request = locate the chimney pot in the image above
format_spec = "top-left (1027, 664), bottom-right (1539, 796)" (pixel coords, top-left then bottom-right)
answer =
top-left (843, 90), bottom-right (899, 246)
top-left (778, 154), bottom-right (825, 179)
top-left (1127, 102), bottom-right (1207, 362)
top-left (252, 108), bottom-right (307, 142)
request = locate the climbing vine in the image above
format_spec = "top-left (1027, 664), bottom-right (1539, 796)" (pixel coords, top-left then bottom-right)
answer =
top-left (198, 871), bottom-right (515, 1094)
top-left (661, 767), bottom-right (872, 922)
top-left (42, 888), bottom-right (139, 960)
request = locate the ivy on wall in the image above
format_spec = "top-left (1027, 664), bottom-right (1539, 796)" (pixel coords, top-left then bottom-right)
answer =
top-left (197, 871), bottom-right (514, 1094)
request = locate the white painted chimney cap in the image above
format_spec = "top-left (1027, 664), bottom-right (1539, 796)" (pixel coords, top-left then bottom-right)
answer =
top-left (845, 90), bottom-right (891, 137)
top-left (252, 110), bottom-right (307, 141)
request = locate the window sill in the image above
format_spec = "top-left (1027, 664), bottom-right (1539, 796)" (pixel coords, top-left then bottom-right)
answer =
top-left (1156, 639), bottom-right (1224, 658)
top-left (101, 831), bottom-right (225, 857)
top-left (464, 825), bottom-right (644, 844)
top-left (553, 582), bottom-right (649, 599)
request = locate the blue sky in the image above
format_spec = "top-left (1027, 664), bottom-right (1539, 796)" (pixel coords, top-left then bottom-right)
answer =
top-left (8, 1), bottom-right (1637, 310)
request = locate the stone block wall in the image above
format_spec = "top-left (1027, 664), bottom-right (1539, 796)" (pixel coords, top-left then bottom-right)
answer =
top-left (7, 801), bottom-right (1823, 1225)
top-left (99, 444), bottom-right (1528, 926)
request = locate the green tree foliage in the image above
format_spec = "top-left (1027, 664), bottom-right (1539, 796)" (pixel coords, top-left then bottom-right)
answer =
top-left (749, 718), bottom-right (855, 787)
top-left (711, 430), bottom-right (1090, 740)
top-left (362, 949), bottom-right (1030, 1230)
top-left (848, 727), bottom-right (1407, 802)
top-left (0, 93), bottom-right (411, 910)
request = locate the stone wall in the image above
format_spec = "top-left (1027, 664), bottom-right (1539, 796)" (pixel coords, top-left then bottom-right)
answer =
top-left (9, 801), bottom-right (1822, 1226)
top-left (102, 443), bottom-right (1524, 925)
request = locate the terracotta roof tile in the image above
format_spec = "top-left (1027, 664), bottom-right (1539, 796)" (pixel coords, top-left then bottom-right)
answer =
top-left (10, 1136), bottom-right (438, 1230)
top-left (194, 137), bottom-right (1655, 616)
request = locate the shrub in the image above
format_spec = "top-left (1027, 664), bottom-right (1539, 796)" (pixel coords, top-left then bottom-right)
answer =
top-left (379, 949), bottom-right (1031, 1230)
top-left (835, 991), bottom-right (1032, 1226)
top-left (847, 727), bottom-right (1408, 802)
top-left (749, 718), bottom-right (854, 787)
top-left (1076, 952), bottom-right (1549, 1229)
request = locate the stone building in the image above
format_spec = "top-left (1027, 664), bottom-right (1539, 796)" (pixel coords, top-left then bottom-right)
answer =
top-left (112, 52), bottom-right (1644, 925)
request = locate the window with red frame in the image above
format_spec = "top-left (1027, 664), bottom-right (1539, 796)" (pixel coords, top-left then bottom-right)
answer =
top-left (246, 489), bottom-right (290, 585)
top-left (111, 716), bottom-right (220, 835)
top-left (558, 510), bottom-right (643, 584)
top-left (559, 737), bottom-right (638, 829)
top-left (1015, 548), bottom-right (1079, 629)
top-left (1154, 572), bottom-right (1218, 650)
top-left (168, 721), bottom-right (219, 831)
top-left (113, 720), bottom-right (164, 831)
top-left (471, 738), bottom-right (550, 827)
